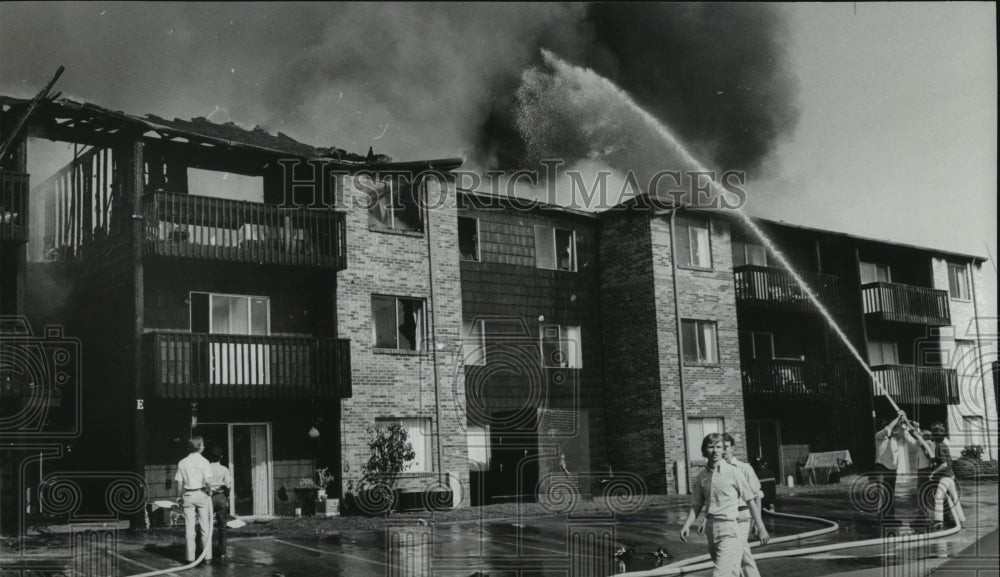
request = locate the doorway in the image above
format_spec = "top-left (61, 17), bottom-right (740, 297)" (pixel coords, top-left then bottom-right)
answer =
top-left (745, 419), bottom-right (781, 479)
top-left (194, 422), bottom-right (273, 516)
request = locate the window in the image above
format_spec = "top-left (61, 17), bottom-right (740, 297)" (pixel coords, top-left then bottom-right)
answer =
top-left (859, 261), bottom-right (891, 284)
top-left (368, 176), bottom-right (423, 232)
top-left (732, 238), bottom-right (767, 267)
top-left (739, 331), bottom-right (774, 361)
top-left (377, 417), bottom-right (432, 473)
top-left (867, 340), bottom-right (899, 366)
top-left (458, 217), bottom-right (480, 262)
top-left (963, 416), bottom-right (985, 449)
top-left (540, 324), bottom-right (582, 368)
top-left (948, 263), bottom-right (970, 300)
top-left (534, 226), bottom-right (576, 271)
top-left (682, 320), bottom-right (718, 364)
top-left (463, 319), bottom-right (486, 366)
top-left (687, 417), bottom-right (725, 461)
top-left (190, 292), bottom-right (269, 335)
top-left (676, 216), bottom-right (712, 269)
top-left (467, 424), bottom-right (491, 472)
top-left (372, 296), bottom-right (425, 351)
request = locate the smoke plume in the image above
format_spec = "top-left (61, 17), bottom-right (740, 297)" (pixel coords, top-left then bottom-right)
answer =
top-left (0, 3), bottom-right (797, 174)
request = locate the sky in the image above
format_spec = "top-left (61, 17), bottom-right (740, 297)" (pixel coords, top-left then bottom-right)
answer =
top-left (1, 2), bottom-right (996, 315)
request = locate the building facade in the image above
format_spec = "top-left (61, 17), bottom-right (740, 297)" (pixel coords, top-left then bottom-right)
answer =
top-left (2, 95), bottom-right (996, 520)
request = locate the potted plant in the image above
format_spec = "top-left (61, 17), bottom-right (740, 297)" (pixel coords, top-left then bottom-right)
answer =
top-left (314, 467), bottom-right (339, 517)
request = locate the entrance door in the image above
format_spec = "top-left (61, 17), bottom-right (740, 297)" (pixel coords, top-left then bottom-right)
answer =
top-left (745, 420), bottom-right (780, 478)
top-left (231, 424), bottom-right (272, 516)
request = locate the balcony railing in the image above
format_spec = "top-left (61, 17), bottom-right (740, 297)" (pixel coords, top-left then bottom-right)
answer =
top-left (0, 171), bottom-right (29, 243)
top-left (871, 365), bottom-right (959, 405)
top-left (733, 265), bottom-right (843, 314)
top-left (143, 332), bottom-right (351, 399)
top-left (861, 282), bottom-right (950, 326)
top-left (142, 192), bottom-right (346, 269)
top-left (741, 359), bottom-right (854, 401)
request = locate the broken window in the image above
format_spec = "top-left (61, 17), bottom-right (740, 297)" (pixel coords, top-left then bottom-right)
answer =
top-left (368, 176), bottom-right (423, 233)
top-left (372, 295), bottom-right (425, 351)
top-left (458, 216), bottom-right (480, 261)
top-left (534, 226), bottom-right (577, 271)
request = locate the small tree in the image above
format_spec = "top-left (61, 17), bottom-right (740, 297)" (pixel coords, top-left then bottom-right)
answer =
top-left (360, 423), bottom-right (416, 510)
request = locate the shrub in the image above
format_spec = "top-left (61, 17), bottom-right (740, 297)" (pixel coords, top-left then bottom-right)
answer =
top-left (358, 423), bottom-right (416, 512)
top-left (960, 445), bottom-right (984, 460)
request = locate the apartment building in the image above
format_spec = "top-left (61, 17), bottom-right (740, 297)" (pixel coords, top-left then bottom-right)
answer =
top-left (2, 94), bottom-right (995, 519)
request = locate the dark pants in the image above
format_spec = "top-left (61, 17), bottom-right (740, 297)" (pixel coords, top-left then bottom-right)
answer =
top-left (917, 468), bottom-right (935, 521)
top-left (212, 492), bottom-right (228, 556)
top-left (873, 464), bottom-right (896, 519)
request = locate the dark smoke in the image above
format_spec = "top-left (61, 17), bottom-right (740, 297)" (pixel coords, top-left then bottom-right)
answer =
top-left (0, 3), bottom-right (797, 174)
top-left (481, 3), bottom-right (800, 173)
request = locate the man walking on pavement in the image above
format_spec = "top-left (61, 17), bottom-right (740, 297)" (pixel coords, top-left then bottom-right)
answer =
top-left (698, 433), bottom-right (764, 577)
top-left (175, 436), bottom-right (214, 564)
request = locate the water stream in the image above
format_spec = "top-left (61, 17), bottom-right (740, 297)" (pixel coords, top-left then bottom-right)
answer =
top-left (538, 49), bottom-right (896, 411)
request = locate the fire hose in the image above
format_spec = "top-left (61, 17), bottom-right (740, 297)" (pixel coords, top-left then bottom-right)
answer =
top-left (620, 509), bottom-right (962, 577)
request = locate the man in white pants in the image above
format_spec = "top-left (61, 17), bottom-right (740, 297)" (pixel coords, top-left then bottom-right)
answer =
top-left (699, 433), bottom-right (764, 577)
top-left (681, 433), bottom-right (770, 577)
top-left (175, 437), bottom-right (214, 563)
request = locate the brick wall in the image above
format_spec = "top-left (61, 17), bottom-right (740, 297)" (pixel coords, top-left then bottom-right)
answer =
top-left (598, 210), bottom-right (667, 491)
top-left (337, 176), bottom-right (468, 503)
top-left (931, 257), bottom-right (998, 459)
top-left (459, 202), bottom-right (605, 478)
top-left (651, 214), bottom-right (746, 489)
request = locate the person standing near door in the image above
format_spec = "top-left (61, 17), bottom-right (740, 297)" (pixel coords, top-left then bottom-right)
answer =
top-left (208, 447), bottom-right (233, 564)
top-left (175, 437), bottom-right (214, 564)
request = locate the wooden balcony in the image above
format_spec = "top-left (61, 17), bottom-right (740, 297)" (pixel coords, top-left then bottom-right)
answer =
top-left (871, 364), bottom-right (959, 405)
top-left (861, 282), bottom-right (950, 326)
top-left (0, 171), bottom-right (29, 243)
top-left (733, 265), bottom-right (844, 314)
top-left (142, 192), bottom-right (346, 270)
top-left (741, 359), bottom-right (855, 402)
top-left (143, 332), bottom-right (351, 400)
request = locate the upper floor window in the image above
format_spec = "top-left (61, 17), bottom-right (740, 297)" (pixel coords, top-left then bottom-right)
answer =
top-left (540, 324), bottom-right (582, 368)
top-left (534, 226), bottom-right (576, 271)
top-left (867, 340), bottom-right (899, 366)
top-left (859, 261), bottom-right (891, 284)
top-left (459, 217), bottom-right (480, 262)
top-left (739, 330), bottom-right (774, 361)
top-left (732, 237), bottom-right (767, 267)
top-left (682, 319), bottom-right (718, 364)
top-left (676, 216), bottom-right (712, 269)
top-left (368, 177), bottom-right (423, 233)
top-left (372, 295), bottom-right (425, 351)
top-left (190, 292), bottom-right (269, 335)
top-left (463, 319), bottom-right (486, 366)
top-left (948, 263), bottom-right (970, 300)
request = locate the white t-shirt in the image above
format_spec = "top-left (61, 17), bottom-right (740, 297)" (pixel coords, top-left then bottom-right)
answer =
top-left (175, 452), bottom-right (213, 491)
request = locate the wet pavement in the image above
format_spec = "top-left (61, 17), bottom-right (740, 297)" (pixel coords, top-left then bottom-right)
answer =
top-left (7, 480), bottom-right (997, 576)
